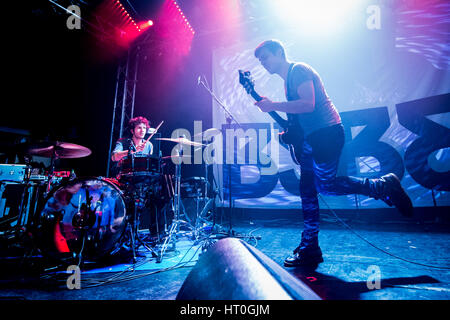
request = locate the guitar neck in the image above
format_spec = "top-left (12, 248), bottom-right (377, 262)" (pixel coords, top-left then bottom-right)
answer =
top-left (250, 89), bottom-right (288, 128)
top-left (250, 90), bottom-right (263, 102)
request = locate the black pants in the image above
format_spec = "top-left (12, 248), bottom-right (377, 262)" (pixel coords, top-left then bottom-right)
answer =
top-left (299, 124), bottom-right (384, 245)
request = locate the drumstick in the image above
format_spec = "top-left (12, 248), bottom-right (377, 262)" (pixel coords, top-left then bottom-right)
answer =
top-left (138, 121), bottom-right (164, 149)
top-left (146, 121), bottom-right (164, 142)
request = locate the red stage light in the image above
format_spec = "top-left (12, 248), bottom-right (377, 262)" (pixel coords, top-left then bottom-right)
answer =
top-left (138, 20), bottom-right (154, 31)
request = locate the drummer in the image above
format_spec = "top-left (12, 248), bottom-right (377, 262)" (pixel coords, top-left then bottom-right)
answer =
top-left (111, 116), bottom-right (154, 162)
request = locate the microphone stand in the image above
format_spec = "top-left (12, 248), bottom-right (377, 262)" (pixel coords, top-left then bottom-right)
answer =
top-left (197, 75), bottom-right (261, 241)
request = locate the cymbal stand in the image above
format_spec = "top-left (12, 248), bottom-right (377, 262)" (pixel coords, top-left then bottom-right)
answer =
top-left (128, 197), bottom-right (138, 264)
top-left (45, 143), bottom-right (58, 197)
top-left (72, 182), bottom-right (95, 268)
top-left (192, 164), bottom-right (212, 238)
top-left (15, 161), bottom-right (33, 233)
top-left (157, 146), bottom-right (193, 263)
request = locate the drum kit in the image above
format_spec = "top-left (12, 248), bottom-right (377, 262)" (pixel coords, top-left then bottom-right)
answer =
top-left (0, 134), bottom-right (219, 267)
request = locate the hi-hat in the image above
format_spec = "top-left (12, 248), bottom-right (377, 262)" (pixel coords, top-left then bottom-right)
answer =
top-left (156, 137), bottom-right (205, 147)
top-left (27, 141), bottom-right (92, 159)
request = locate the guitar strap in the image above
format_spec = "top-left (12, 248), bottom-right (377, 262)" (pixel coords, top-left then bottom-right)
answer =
top-left (285, 63), bottom-right (304, 139)
top-left (286, 63), bottom-right (295, 101)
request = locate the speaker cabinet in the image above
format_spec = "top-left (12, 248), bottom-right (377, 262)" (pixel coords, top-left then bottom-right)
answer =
top-left (176, 237), bottom-right (321, 300)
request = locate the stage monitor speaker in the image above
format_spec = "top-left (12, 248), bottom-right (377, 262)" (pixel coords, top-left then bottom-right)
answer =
top-left (176, 237), bottom-right (321, 300)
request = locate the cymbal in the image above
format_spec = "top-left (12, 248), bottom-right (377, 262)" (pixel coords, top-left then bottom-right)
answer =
top-left (27, 141), bottom-right (92, 159)
top-left (193, 128), bottom-right (221, 138)
top-left (161, 155), bottom-right (192, 160)
top-left (156, 137), bottom-right (205, 147)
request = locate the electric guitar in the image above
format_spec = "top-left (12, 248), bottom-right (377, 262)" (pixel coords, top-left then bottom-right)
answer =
top-left (238, 69), bottom-right (304, 164)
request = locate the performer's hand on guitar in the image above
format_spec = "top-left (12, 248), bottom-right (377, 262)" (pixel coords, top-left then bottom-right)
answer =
top-left (255, 97), bottom-right (275, 112)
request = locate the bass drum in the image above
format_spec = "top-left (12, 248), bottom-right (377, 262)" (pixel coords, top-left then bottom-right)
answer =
top-left (37, 177), bottom-right (127, 263)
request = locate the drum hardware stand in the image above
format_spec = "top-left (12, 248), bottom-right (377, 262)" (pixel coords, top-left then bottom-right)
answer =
top-left (201, 160), bottom-right (221, 229)
top-left (71, 183), bottom-right (96, 268)
top-left (45, 142), bottom-right (59, 197)
top-left (0, 162), bottom-right (35, 238)
top-left (16, 166), bottom-right (32, 234)
top-left (190, 173), bottom-right (214, 240)
top-left (125, 185), bottom-right (159, 264)
top-left (188, 134), bottom-right (222, 238)
top-left (157, 145), bottom-right (193, 263)
top-left (125, 140), bottom-right (160, 261)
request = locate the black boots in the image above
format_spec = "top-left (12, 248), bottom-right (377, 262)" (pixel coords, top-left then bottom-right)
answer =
top-left (284, 235), bottom-right (323, 268)
top-left (365, 173), bottom-right (414, 217)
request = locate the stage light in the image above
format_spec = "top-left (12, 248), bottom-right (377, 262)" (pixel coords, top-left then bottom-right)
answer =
top-left (272, 0), bottom-right (360, 33)
top-left (139, 20), bottom-right (154, 31)
top-left (169, 0), bottom-right (195, 35)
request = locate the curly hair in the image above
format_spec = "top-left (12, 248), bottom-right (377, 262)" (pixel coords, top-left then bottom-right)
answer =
top-left (128, 116), bottom-right (150, 132)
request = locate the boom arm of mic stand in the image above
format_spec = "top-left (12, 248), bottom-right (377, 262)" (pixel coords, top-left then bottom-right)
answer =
top-left (198, 78), bottom-right (242, 128)
top-left (198, 77), bottom-right (239, 235)
top-left (197, 77), bottom-right (261, 241)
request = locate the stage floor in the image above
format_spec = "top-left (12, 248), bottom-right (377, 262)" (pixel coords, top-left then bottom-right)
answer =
top-left (0, 209), bottom-right (449, 300)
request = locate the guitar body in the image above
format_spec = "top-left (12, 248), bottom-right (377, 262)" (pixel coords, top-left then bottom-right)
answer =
top-left (239, 70), bottom-right (304, 165)
top-left (280, 126), bottom-right (303, 165)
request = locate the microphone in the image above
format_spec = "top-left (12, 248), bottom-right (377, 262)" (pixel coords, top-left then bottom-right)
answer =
top-left (197, 75), bottom-right (201, 85)
top-left (128, 138), bottom-right (136, 155)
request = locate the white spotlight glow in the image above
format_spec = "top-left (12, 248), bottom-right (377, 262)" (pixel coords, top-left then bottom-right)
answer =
top-left (272, 0), bottom-right (361, 34)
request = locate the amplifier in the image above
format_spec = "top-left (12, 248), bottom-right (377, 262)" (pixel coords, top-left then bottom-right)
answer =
top-left (0, 164), bottom-right (27, 183)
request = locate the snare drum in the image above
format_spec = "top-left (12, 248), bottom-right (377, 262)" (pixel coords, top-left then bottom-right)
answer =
top-left (118, 155), bottom-right (160, 183)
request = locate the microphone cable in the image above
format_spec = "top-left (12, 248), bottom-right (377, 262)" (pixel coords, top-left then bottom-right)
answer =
top-left (318, 194), bottom-right (450, 270)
